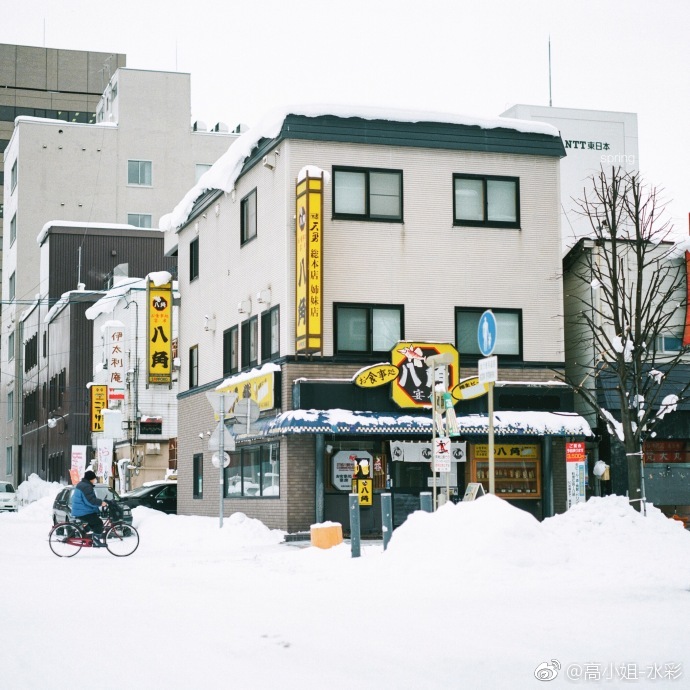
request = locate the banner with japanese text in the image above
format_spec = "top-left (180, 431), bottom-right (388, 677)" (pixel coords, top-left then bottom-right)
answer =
top-left (90, 384), bottom-right (107, 432)
top-left (295, 174), bottom-right (323, 354)
top-left (147, 281), bottom-right (173, 385)
top-left (106, 322), bottom-right (126, 401)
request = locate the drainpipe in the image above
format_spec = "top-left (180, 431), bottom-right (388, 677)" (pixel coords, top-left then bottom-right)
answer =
top-left (315, 434), bottom-right (325, 523)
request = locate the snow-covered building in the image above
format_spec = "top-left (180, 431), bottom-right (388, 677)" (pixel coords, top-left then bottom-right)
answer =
top-left (16, 222), bottom-right (175, 483)
top-left (563, 236), bottom-right (690, 512)
top-left (2, 67), bottom-right (235, 486)
top-left (164, 106), bottom-right (593, 534)
top-left (501, 105), bottom-right (639, 252)
top-left (85, 273), bottom-right (180, 493)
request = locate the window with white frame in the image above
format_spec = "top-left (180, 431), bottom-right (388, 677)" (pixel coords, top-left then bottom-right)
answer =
top-left (127, 213), bottom-right (152, 228)
top-left (7, 391), bottom-right (13, 421)
top-left (11, 159), bottom-right (17, 192)
top-left (656, 333), bottom-right (683, 353)
top-left (127, 160), bottom-right (152, 186)
top-left (6, 446), bottom-right (12, 475)
top-left (333, 167), bottom-right (403, 221)
top-left (8, 272), bottom-right (15, 301)
top-left (453, 174), bottom-right (520, 228)
top-left (335, 303), bottom-right (403, 356)
top-left (10, 213), bottom-right (16, 245)
top-left (8, 331), bottom-right (14, 361)
top-left (456, 308), bottom-right (522, 358)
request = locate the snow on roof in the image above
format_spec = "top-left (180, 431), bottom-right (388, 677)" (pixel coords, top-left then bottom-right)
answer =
top-left (85, 273), bottom-right (178, 321)
top-left (37, 220), bottom-right (156, 246)
top-left (264, 408), bottom-right (592, 437)
top-left (216, 363), bottom-right (282, 392)
top-left (160, 104), bottom-right (562, 233)
top-left (43, 288), bottom-right (103, 323)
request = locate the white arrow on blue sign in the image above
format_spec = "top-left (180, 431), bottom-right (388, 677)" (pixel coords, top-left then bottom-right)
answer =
top-left (477, 310), bottom-right (498, 357)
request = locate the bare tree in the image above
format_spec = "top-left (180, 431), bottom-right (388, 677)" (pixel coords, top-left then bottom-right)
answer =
top-left (562, 167), bottom-right (690, 510)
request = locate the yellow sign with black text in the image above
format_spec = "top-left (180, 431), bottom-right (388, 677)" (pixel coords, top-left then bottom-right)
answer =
top-left (295, 174), bottom-right (323, 354)
top-left (147, 281), bottom-right (173, 385)
top-left (357, 479), bottom-right (373, 506)
top-left (90, 384), bottom-right (107, 432)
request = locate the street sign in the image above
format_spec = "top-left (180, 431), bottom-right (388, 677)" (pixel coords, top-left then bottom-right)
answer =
top-left (434, 436), bottom-right (452, 473)
top-left (477, 310), bottom-right (497, 357)
top-left (208, 421), bottom-right (235, 451)
top-left (478, 356), bottom-right (498, 384)
top-left (233, 398), bottom-right (260, 435)
top-left (451, 376), bottom-right (490, 401)
top-left (206, 391), bottom-right (238, 418)
top-left (212, 452), bottom-right (231, 468)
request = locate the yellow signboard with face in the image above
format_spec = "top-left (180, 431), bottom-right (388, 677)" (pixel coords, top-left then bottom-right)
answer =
top-left (390, 342), bottom-right (459, 409)
top-left (90, 384), bottom-right (108, 432)
top-left (147, 281), bottom-right (173, 385)
top-left (295, 174), bottom-right (323, 354)
top-left (217, 370), bottom-right (277, 411)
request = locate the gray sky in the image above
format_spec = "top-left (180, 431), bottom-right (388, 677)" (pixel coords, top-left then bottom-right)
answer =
top-left (3, 0), bottom-right (688, 237)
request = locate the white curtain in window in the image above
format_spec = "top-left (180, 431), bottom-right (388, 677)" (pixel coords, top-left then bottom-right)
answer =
top-left (487, 180), bottom-right (517, 222)
top-left (335, 171), bottom-right (366, 214)
top-left (372, 308), bottom-right (401, 351)
top-left (455, 179), bottom-right (484, 221)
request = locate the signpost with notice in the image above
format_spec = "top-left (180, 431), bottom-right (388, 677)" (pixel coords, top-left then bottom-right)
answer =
top-left (478, 311), bottom-right (498, 494)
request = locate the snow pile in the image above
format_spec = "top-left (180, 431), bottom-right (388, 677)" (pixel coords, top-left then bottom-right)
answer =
top-left (15, 473), bottom-right (64, 507)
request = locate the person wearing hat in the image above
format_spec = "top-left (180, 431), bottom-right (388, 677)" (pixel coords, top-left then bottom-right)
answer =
top-left (73, 470), bottom-right (108, 547)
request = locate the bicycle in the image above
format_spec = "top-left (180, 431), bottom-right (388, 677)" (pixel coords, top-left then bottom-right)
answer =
top-left (49, 499), bottom-right (140, 557)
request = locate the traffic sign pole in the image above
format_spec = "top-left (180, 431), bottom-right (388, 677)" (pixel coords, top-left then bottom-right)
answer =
top-left (478, 311), bottom-right (498, 496)
top-left (488, 382), bottom-right (495, 495)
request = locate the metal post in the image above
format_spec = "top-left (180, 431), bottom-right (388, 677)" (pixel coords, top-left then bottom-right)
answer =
top-left (543, 435), bottom-right (554, 518)
top-left (430, 360), bottom-right (437, 510)
top-left (315, 435), bottom-right (325, 524)
top-left (381, 493), bottom-right (392, 551)
top-left (488, 381), bottom-right (495, 495)
top-left (219, 395), bottom-right (224, 529)
top-left (420, 491), bottom-right (432, 513)
top-left (349, 493), bottom-right (361, 558)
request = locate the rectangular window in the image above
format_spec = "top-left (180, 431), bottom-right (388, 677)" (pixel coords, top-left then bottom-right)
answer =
top-left (223, 326), bottom-right (239, 377)
top-left (225, 442), bottom-right (280, 498)
top-left (127, 213), bottom-right (152, 228)
top-left (453, 175), bottom-right (520, 228)
top-left (8, 332), bottom-right (14, 362)
top-left (656, 334), bottom-right (682, 353)
top-left (7, 391), bottom-right (13, 421)
top-left (24, 334), bottom-right (38, 372)
top-left (5, 446), bottom-right (12, 475)
top-left (189, 346), bottom-right (199, 389)
top-left (333, 167), bottom-right (403, 221)
top-left (193, 453), bottom-right (203, 498)
top-left (11, 159), bottom-right (17, 192)
top-left (456, 308), bottom-right (522, 359)
top-left (241, 317), bottom-right (258, 369)
top-left (241, 189), bottom-right (257, 244)
top-left (261, 306), bottom-right (280, 361)
top-left (127, 160), bottom-right (152, 186)
top-left (10, 214), bottom-right (16, 245)
top-left (9, 272), bottom-right (15, 301)
top-left (189, 237), bottom-right (199, 281)
top-left (334, 303), bottom-right (403, 356)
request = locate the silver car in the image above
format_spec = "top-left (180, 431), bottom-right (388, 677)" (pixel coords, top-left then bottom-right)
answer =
top-left (0, 482), bottom-right (18, 512)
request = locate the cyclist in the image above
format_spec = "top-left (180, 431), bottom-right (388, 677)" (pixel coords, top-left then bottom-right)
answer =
top-left (73, 470), bottom-right (107, 547)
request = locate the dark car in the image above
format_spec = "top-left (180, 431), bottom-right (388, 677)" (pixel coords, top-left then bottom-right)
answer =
top-left (52, 484), bottom-right (133, 525)
top-left (119, 481), bottom-right (177, 514)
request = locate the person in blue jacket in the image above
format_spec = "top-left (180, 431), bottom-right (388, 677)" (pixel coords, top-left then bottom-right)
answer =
top-left (73, 470), bottom-right (107, 547)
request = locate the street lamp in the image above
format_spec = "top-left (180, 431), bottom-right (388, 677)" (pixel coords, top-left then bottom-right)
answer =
top-left (426, 352), bottom-right (453, 510)
top-left (47, 414), bottom-right (67, 434)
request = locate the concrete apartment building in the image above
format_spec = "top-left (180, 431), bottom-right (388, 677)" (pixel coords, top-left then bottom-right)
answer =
top-left (2, 63), bottom-right (238, 486)
top-left (163, 107), bottom-right (592, 534)
top-left (0, 43), bottom-right (126, 293)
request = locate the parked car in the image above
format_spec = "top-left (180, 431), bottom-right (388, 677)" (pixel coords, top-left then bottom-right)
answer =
top-left (0, 481), bottom-right (18, 512)
top-left (120, 481), bottom-right (177, 514)
top-left (52, 485), bottom-right (133, 525)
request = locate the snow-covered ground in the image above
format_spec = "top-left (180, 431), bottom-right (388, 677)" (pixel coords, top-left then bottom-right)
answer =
top-left (2, 476), bottom-right (689, 689)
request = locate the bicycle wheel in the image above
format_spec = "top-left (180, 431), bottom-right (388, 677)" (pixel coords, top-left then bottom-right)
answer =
top-left (49, 522), bottom-right (85, 558)
top-left (104, 521), bottom-right (139, 557)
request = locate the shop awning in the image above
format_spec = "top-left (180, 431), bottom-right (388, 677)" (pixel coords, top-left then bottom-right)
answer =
top-left (261, 409), bottom-right (592, 437)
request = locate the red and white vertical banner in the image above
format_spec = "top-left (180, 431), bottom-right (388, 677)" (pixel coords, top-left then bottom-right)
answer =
top-left (566, 441), bottom-right (587, 509)
top-left (70, 446), bottom-right (87, 485)
top-left (96, 438), bottom-right (113, 483)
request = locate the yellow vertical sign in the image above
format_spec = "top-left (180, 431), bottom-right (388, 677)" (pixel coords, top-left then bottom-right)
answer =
top-left (90, 384), bottom-right (107, 432)
top-left (147, 281), bottom-right (173, 385)
top-left (295, 174), bottom-right (323, 353)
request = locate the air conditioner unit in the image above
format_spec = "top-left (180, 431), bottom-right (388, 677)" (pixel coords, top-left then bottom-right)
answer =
top-left (145, 443), bottom-right (161, 455)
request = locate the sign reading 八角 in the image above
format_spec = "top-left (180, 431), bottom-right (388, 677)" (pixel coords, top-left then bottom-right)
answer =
top-left (390, 342), bottom-right (459, 409)
top-left (295, 173), bottom-right (323, 354)
top-left (147, 281), bottom-right (173, 385)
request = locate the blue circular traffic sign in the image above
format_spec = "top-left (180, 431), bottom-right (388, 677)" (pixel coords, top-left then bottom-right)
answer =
top-left (477, 311), bottom-right (497, 357)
